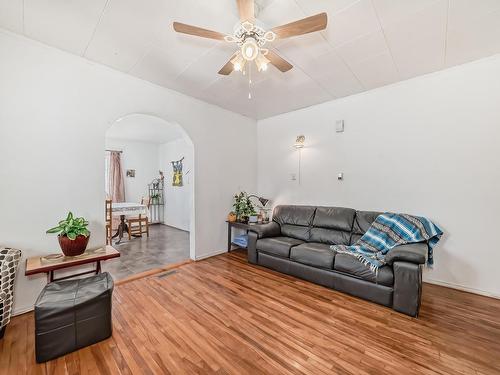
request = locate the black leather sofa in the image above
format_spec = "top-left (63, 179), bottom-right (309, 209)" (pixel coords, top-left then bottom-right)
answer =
top-left (247, 205), bottom-right (429, 317)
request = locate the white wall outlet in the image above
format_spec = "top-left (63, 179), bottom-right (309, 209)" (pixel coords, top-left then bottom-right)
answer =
top-left (336, 120), bottom-right (344, 133)
top-left (337, 172), bottom-right (344, 180)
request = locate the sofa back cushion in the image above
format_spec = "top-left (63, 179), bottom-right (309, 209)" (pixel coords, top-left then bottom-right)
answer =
top-left (350, 210), bottom-right (385, 244)
top-left (310, 207), bottom-right (356, 245)
top-left (273, 205), bottom-right (316, 241)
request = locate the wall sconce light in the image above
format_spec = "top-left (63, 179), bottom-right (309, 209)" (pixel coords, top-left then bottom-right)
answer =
top-left (294, 135), bottom-right (305, 149)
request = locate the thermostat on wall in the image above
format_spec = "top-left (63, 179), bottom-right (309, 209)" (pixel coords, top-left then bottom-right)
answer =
top-left (336, 120), bottom-right (344, 133)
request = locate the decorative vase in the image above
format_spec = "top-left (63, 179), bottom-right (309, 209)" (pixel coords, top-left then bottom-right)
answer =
top-left (58, 234), bottom-right (90, 257)
top-left (227, 212), bottom-right (237, 222)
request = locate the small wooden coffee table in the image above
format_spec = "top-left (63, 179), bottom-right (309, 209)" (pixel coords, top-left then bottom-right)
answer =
top-left (25, 246), bottom-right (120, 282)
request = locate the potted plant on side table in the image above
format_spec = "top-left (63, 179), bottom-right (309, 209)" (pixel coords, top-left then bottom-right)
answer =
top-left (232, 192), bottom-right (256, 223)
top-left (46, 212), bottom-right (90, 256)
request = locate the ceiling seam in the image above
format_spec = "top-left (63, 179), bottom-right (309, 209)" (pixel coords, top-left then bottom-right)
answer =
top-left (281, 0), bottom-right (340, 98)
top-left (292, 0), bottom-right (366, 90)
top-left (22, 0), bottom-right (25, 34)
top-left (126, 42), bottom-right (154, 74)
top-left (370, 0), bottom-right (400, 79)
top-left (82, 0), bottom-right (111, 57)
top-left (443, 0), bottom-right (450, 67)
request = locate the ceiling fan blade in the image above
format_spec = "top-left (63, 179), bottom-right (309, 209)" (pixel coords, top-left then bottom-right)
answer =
top-left (271, 13), bottom-right (327, 39)
top-left (173, 22), bottom-right (226, 41)
top-left (266, 50), bottom-right (293, 72)
top-left (218, 57), bottom-right (235, 75)
top-left (236, 0), bottom-right (255, 21)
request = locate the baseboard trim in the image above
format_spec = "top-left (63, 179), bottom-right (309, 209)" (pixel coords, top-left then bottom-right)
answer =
top-left (160, 223), bottom-right (190, 233)
top-left (195, 249), bottom-right (228, 261)
top-left (425, 278), bottom-right (500, 299)
top-left (12, 305), bottom-right (34, 317)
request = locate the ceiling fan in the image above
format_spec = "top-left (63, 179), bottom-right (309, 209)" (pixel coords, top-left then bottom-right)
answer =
top-left (172, 0), bottom-right (327, 76)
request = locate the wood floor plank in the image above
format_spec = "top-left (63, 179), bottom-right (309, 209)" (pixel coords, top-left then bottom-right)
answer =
top-left (2, 250), bottom-right (500, 374)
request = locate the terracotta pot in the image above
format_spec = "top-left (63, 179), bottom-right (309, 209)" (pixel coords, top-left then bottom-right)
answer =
top-left (58, 234), bottom-right (90, 257)
top-left (227, 212), bottom-right (237, 222)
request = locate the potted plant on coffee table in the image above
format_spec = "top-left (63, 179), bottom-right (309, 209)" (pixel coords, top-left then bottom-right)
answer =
top-left (46, 212), bottom-right (90, 256)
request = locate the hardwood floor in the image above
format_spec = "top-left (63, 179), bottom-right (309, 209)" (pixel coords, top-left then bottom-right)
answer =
top-left (2, 250), bottom-right (500, 374)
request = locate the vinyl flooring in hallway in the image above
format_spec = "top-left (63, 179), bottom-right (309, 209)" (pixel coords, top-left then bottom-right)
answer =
top-left (102, 224), bottom-right (190, 280)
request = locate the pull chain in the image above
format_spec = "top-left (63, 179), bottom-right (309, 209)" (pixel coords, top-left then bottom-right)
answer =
top-left (248, 63), bottom-right (252, 100)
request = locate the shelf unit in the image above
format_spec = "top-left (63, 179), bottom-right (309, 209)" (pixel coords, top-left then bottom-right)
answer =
top-left (148, 177), bottom-right (164, 224)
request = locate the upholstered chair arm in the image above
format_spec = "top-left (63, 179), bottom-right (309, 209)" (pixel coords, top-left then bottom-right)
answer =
top-left (385, 243), bottom-right (428, 265)
top-left (247, 222), bottom-right (281, 239)
top-left (0, 248), bottom-right (22, 329)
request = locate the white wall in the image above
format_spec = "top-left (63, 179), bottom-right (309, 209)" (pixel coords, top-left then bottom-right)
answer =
top-left (258, 54), bottom-right (500, 298)
top-left (105, 138), bottom-right (159, 203)
top-left (0, 30), bottom-right (256, 314)
top-left (159, 137), bottom-right (193, 232)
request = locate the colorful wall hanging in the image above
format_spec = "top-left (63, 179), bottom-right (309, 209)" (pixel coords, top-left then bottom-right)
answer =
top-left (171, 157), bottom-right (184, 187)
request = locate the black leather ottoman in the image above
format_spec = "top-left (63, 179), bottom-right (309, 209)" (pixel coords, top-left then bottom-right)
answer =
top-left (34, 272), bottom-right (114, 363)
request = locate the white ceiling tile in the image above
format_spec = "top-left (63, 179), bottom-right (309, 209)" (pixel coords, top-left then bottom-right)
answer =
top-left (335, 30), bottom-right (388, 65)
top-left (163, 0), bottom-right (239, 37)
top-left (295, 0), bottom-right (359, 16)
top-left (24, 0), bottom-right (107, 55)
top-left (324, 0), bottom-right (381, 47)
top-left (129, 46), bottom-right (196, 88)
top-left (448, 0), bottom-right (500, 23)
top-left (275, 33), bottom-right (333, 69)
top-left (383, 0), bottom-right (447, 79)
top-left (84, 0), bottom-right (176, 71)
top-left (446, 1), bottom-right (500, 67)
top-left (348, 51), bottom-right (398, 89)
top-left (256, 0), bottom-right (306, 29)
top-left (300, 50), bottom-right (363, 97)
top-left (372, 0), bottom-right (442, 27)
top-left (174, 47), bottom-right (235, 94)
top-left (0, 0), bottom-right (23, 33)
top-left (199, 74), bottom-right (249, 105)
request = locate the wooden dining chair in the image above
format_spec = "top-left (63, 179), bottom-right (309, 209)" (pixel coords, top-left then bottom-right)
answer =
top-left (105, 199), bottom-right (112, 245)
top-left (126, 197), bottom-right (150, 240)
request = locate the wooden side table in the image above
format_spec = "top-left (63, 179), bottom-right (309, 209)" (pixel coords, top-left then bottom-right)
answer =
top-left (226, 221), bottom-right (268, 251)
top-left (25, 246), bottom-right (120, 282)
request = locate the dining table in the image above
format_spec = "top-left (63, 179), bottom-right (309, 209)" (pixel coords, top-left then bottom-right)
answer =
top-left (112, 202), bottom-right (149, 244)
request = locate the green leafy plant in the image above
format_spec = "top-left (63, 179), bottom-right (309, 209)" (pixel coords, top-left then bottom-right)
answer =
top-left (46, 212), bottom-right (90, 240)
top-left (232, 192), bottom-right (256, 221)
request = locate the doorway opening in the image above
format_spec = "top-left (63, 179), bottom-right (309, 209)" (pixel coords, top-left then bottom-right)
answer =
top-left (103, 113), bottom-right (194, 280)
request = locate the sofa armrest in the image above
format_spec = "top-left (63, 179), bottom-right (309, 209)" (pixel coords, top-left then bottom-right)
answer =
top-left (392, 262), bottom-right (423, 317)
top-left (247, 231), bottom-right (258, 264)
top-left (248, 222), bottom-right (281, 239)
top-left (385, 243), bottom-right (428, 265)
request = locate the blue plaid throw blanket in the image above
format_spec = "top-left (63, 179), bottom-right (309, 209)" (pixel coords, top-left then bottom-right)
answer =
top-left (332, 213), bottom-right (443, 273)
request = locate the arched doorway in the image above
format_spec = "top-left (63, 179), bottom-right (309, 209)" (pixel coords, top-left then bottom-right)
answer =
top-left (103, 113), bottom-right (195, 279)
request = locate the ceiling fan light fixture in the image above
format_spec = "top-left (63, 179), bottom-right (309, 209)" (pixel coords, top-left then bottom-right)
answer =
top-left (231, 53), bottom-right (246, 71)
top-left (255, 52), bottom-right (270, 72)
top-left (241, 37), bottom-right (259, 61)
top-left (263, 30), bottom-right (276, 42)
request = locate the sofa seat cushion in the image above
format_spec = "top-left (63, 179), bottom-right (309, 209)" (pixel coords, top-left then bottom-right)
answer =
top-left (334, 253), bottom-right (393, 286)
top-left (257, 237), bottom-right (304, 258)
top-left (290, 243), bottom-right (335, 269)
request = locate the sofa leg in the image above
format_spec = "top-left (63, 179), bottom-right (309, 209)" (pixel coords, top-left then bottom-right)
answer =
top-left (0, 326), bottom-right (6, 339)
